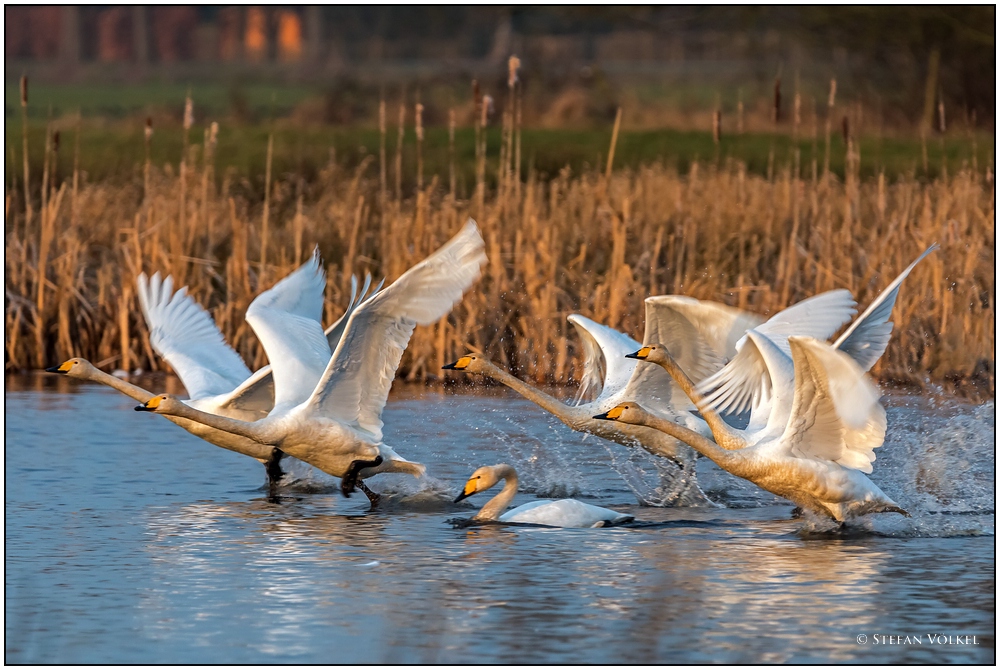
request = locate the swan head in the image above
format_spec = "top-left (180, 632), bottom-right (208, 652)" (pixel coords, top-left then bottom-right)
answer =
top-left (454, 464), bottom-right (509, 502)
top-left (625, 344), bottom-right (672, 365)
top-left (46, 358), bottom-right (94, 378)
top-left (135, 394), bottom-right (185, 414)
top-left (593, 402), bottom-right (649, 425)
top-left (442, 354), bottom-right (484, 373)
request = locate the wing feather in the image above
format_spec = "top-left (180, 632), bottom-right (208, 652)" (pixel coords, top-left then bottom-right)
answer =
top-left (696, 289), bottom-right (858, 417)
top-left (307, 220), bottom-right (487, 440)
top-left (245, 248), bottom-right (331, 409)
top-left (834, 244), bottom-right (938, 371)
top-left (782, 337), bottom-right (886, 472)
top-left (136, 272), bottom-right (251, 399)
top-left (567, 314), bottom-right (640, 405)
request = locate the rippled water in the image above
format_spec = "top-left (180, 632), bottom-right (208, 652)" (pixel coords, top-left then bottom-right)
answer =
top-left (5, 374), bottom-right (995, 663)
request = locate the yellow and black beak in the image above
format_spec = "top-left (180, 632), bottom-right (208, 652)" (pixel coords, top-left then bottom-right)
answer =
top-left (593, 406), bottom-right (625, 421)
top-left (625, 346), bottom-right (652, 360)
top-left (46, 361), bottom-right (73, 374)
top-left (442, 356), bottom-right (473, 371)
top-left (135, 396), bottom-right (163, 412)
top-left (453, 478), bottom-right (478, 503)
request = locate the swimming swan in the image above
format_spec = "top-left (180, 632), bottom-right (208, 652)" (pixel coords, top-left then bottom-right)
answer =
top-left (48, 260), bottom-right (380, 486)
top-left (136, 220), bottom-right (488, 501)
top-left (598, 336), bottom-right (908, 521)
top-left (455, 463), bottom-right (634, 527)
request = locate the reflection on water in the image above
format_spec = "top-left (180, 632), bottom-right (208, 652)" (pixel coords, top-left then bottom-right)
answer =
top-left (4, 375), bottom-right (995, 663)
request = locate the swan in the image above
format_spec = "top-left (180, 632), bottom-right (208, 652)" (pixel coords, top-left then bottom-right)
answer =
top-left (442, 290), bottom-right (857, 500)
top-left (48, 259), bottom-right (380, 487)
top-left (694, 244), bottom-right (938, 431)
top-left (136, 220), bottom-right (488, 502)
top-left (597, 335), bottom-right (908, 521)
top-left (454, 463), bottom-right (634, 527)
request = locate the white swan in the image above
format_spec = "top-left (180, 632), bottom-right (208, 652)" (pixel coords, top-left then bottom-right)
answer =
top-left (596, 336), bottom-right (908, 521)
top-left (694, 244), bottom-right (939, 431)
top-left (454, 464), bottom-right (634, 527)
top-left (443, 290), bottom-right (856, 468)
top-left (49, 260), bottom-right (380, 486)
top-left (136, 220), bottom-right (488, 501)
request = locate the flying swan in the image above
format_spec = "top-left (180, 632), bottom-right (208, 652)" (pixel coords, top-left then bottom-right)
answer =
top-left (136, 220), bottom-right (488, 502)
top-left (48, 262), bottom-right (380, 487)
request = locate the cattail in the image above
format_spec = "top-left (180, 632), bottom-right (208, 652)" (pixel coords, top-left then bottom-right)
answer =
top-left (842, 115), bottom-right (850, 144)
top-left (773, 78), bottom-right (782, 124)
top-left (183, 96), bottom-right (194, 130)
top-left (481, 95), bottom-right (493, 126)
top-left (508, 55), bottom-right (520, 88)
top-left (737, 97), bottom-right (744, 135)
top-left (209, 121), bottom-right (219, 148)
top-left (828, 79), bottom-right (837, 108)
top-left (938, 99), bottom-right (946, 134)
top-left (145, 116), bottom-right (153, 143)
top-left (448, 107), bottom-right (456, 199)
top-left (415, 101), bottom-right (424, 191)
top-left (20, 75), bottom-right (31, 223)
top-left (712, 109), bottom-right (721, 145)
top-left (52, 130), bottom-right (60, 154)
top-left (379, 96), bottom-right (387, 204)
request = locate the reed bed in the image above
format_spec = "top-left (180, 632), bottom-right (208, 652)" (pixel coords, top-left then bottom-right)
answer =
top-left (4, 101), bottom-right (995, 399)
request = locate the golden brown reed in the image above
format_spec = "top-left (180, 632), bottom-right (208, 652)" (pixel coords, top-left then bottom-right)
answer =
top-left (4, 126), bottom-right (995, 399)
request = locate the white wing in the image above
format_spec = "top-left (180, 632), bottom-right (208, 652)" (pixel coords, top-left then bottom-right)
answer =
top-left (834, 244), bottom-right (938, 371)
top-left (137, 272), bottom-right (252, 400)
top-left (245, 248), bottom-right (331, 410)
top-left (643, 295), bottom-right (765, 383)
top-left (501, 499), bottom-right (632, 527)
top-left (779, 337), bottom-right (886, 472)
top-left (696, 289), bottom-right (858, 417)
top-left (307, 220), bottom-right (487, 441)
top-left (567, 314), bottom-right (640, 405)
top-left (216, 272), bottom-right (385, 414)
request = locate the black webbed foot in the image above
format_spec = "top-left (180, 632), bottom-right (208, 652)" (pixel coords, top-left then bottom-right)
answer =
top-left (357, 480), bottom-right (381, 506)
top-left (341, 455), bottom-right (383, 498)
top-left (790, 506), bottom-right (804, 519)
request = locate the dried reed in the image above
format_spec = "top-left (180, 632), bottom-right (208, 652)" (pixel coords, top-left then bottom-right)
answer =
top-left (4, 108), bottom-right (995, 400)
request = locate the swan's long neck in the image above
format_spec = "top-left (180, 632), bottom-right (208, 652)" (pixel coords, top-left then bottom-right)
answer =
top-left (157, 400), bottom-right (280, 446)
top-left (479, 361), bottom-right (575, 423)
top-left (82, 367), bottom-right (193, 432)
top-left (631, 411), bottom-right (739, 470)
top-left (82, 367), bottom-right (155, 403)
top-left (651, 355), bottom-right (745, 450)
top-left (474, 465), bottom-right (519, 521)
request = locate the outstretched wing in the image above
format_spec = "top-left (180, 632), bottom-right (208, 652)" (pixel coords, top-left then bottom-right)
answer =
top-left (567, 314), bottom-right (640, 405)
top-left (245, 248), bottom-right (331, 410)
top-left (137, 272), bottom-right (251, 399)
top-left (307, 220), bottom-right (487, 441)
top-left (779, 337), bottom-right (886, 473)
top-left (643, 295), bottom-right (765, 383)
top-left (834, 244), bottom-right (938, 371)
top-left (696, 290), bottom-right (858, 417)
top-left (217, 272), bottom-right (386, 414)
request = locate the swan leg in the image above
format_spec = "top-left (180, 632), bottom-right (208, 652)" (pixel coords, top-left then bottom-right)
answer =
top-left (341, 455), bottom-right (384, 498)
top-left (790, 506), bottom-right (804, 519)
top-left (885, 504), bottom-right (911, 517)
top-left (265, 449), bottom-right (285, 489)
top-left (357, 480), bottom-right (381, 506)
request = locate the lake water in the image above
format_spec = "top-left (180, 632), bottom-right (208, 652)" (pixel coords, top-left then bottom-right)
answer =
top-left (5, 374), bottom-right (995, 664)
